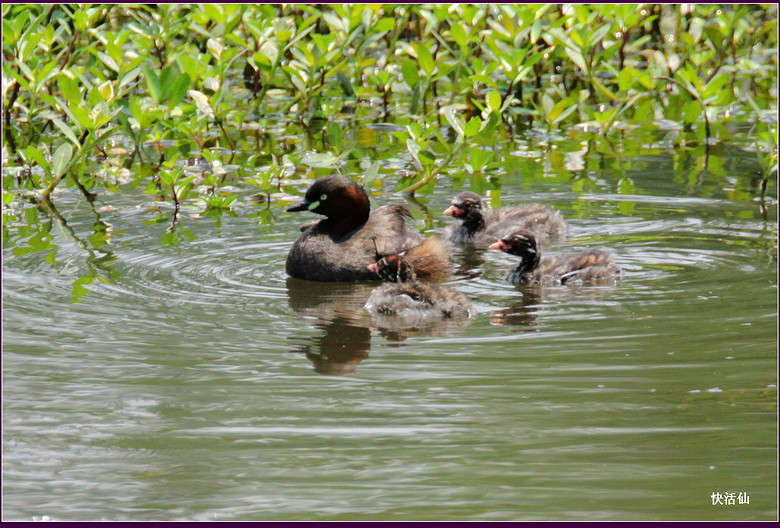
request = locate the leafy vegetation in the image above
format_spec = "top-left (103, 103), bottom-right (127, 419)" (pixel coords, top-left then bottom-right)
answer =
top-left (2, 4), bottom-right (777, 231)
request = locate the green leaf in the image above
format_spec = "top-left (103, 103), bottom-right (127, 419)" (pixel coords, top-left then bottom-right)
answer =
top-left (592, 77), bottom-right (618, 101)
top-left (450, 22), bottom-right (467, 48)
top-left (565, 46), bottom-right (588, 73)
top-left (188, 90), bottom-right (213, 117)
top-left (548, 100), bottom-right (565, 123)
top-left (21, 146), bottom-right (50, 175)
top-left (323, 122), bottom-right (341, 148)
top-left (551, 102), bottom-right (578, 124)
top-left (487, 90), bottom-right (502, 113)
top-left (682, 100), bottom-right (702, 124)
top-left (444, 107), bottom-right (465, 137)
top-left (400, 58), bottom-right (420, 88)
top-left (636, 71), bottom-right (655, 90)
top-left (702, 72), bottom-right (730, 100)
top-left (418, 150), bottom-right (436, 170)
top-left (159, 64), bottom-right (180, 102)
top-left (570, 28), bottom-right (585, 49)
top-left (362, 161), bottom-right (381, 190)
top-left (70, 105), bottom-right (94, 130)
top-left (57, 76), bottom-right (81, 104)
top-left (530, 19), bottom-right (542, 44)
top-left (142, 62), bottom-right (162, 104)
top-left (117, 66), bottom-right (142, 95)
top-left (618, 67), bottom-right (637, 92)
top-left (374, 17), bottom-right (395, 33)
top-left (51, 143), bottom-right (73, 178)
top-left (257, 43), bottom-right (276, 66)
top-left (417, 45), bottom-right (435, 76)
top-left (98, 51), bottom-right (119, 73)
top-left (207, 38), bottom-right (223, 59)
top-left (406, 138), bottom-right (423, 171)
top-left (300, 151), bottom-right (339, 168)
top-left (542, 94), bottom-right (554, 117)
top-left (159, 169), bottom-right (175, 186)
top-left (464, 116), bottom-right (482, 137)
top-left (168, 73), bottom-right (191, 106)
top-left (469, 147), bottom-right (494, 171)
top-left (6, 66), bottom-right (31, 92)
top-left (161, 230), bottom-right (179, 246)
top-left (50, 117), bottom-right (82, 148)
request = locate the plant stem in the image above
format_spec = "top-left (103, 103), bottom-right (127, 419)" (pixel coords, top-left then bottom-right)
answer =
top-left (397, 142), bottom-right (462, 195)
top-left (657, 76), bottom-right (711, 141)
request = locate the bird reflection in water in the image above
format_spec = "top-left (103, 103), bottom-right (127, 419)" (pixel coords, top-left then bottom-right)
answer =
top-left (286, 277), bottom-right (375, 375)
top-left (487, 280), bottom-right (621, 327)
top-left (489, 289), bottom-right (542, 328)
top-left (286, 276), bottom-right (473, 374)
top-left (451, 244), bottom-right (488, 280)
top-left (294, 319), bottom-right (371, 376)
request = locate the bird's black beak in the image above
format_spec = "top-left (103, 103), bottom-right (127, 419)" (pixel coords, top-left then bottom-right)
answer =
top-left (286, 199), bottom-right (312, 212)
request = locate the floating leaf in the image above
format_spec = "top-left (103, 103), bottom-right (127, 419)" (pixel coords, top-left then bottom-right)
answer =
top-left (71, 275), bottom-right (96, 303)
top-left (300, 151), bottom-right (340, 168)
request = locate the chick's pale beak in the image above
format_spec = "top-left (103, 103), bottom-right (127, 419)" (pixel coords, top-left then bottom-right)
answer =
top-left (366, 262), bottom-right (380, 273)
top-left (443, 205), bottom-right (461, 217)
top-left (488, 240), bottom-right (509, 251)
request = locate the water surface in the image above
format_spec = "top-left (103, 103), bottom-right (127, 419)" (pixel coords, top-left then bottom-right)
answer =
top-left (3, 143), bottom-right (777, 521)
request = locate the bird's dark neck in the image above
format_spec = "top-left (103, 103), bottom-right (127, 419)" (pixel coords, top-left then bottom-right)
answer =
top-left (510, 252), bottom-right (541, 283)
top-left (461, 213), bottom-right (486, 235)
top-left (322, 215), bottom-right (368, 240)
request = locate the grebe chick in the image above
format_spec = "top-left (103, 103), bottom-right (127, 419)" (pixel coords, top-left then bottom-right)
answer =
top-left (364, 254), bottom-right (473, 319)
top-left (489, 230), bottom-right (620, 286)
top-left (445, 191), bottom-right (567, 246)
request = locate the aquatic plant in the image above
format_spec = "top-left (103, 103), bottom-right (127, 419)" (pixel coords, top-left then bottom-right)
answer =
top-left (2, 4), bottom-right (776, 213)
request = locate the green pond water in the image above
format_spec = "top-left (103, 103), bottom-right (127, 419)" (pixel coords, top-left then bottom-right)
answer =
top-left (2, 131), bottom-right (777, 520)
